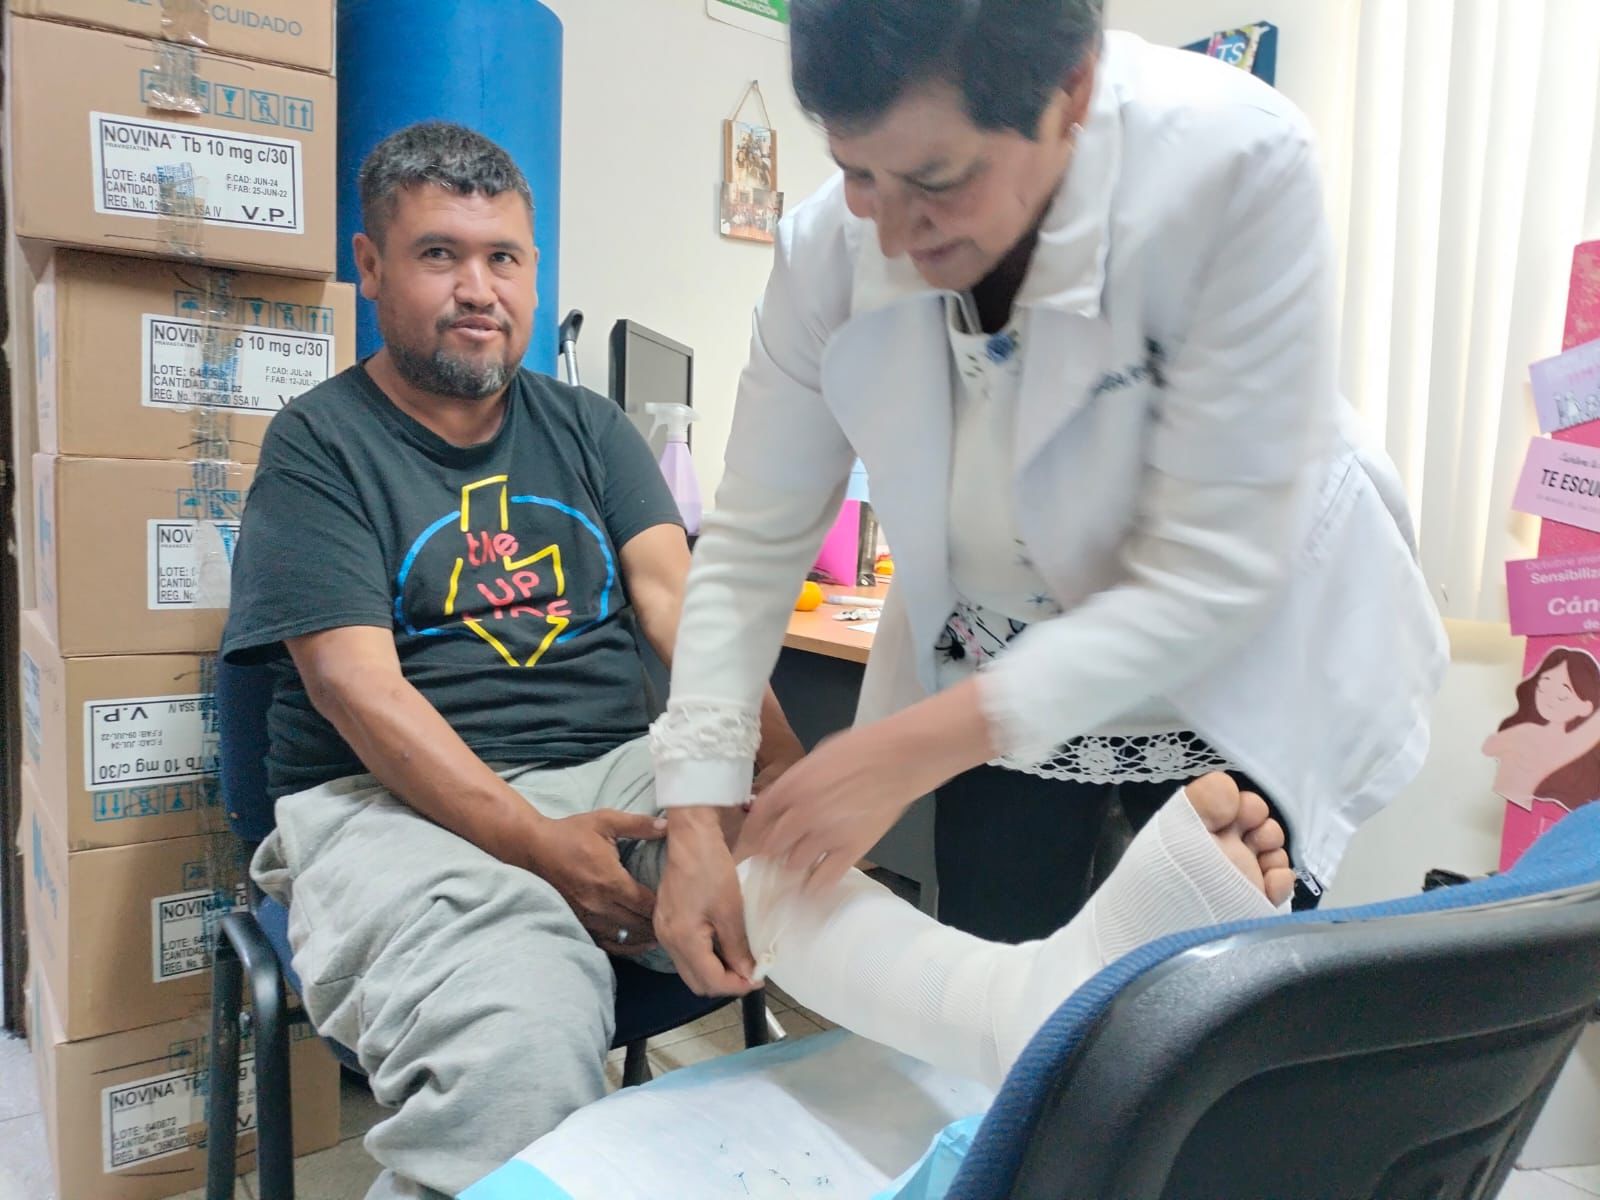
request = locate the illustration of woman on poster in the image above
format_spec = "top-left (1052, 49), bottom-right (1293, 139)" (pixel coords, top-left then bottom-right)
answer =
top-left (1483, 648), bottom-right (1600, 843)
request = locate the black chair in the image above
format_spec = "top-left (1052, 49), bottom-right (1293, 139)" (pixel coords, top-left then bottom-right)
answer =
top-left (944, 799), bottom-right (1600, 1200)
top-left (204, 657), bottom-right (769, 1200)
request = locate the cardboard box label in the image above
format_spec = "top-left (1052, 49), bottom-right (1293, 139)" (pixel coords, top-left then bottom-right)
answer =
top-left (88, 113), bottom-right (305, 234)
top-left (92, 781), bottom-right (217, 825)
top-left (103, 1053), bottom-right (256, 1172)
top-left (21, 650), bottom-right (43, 769)
top-left (147, 519), bottom-right (241, 609)
top-left (84, 693), bottom-right (214, 792)
top-left (143, 314), bottom-right (333, 415)
top-left (150, 887), bottom-right (243, 982)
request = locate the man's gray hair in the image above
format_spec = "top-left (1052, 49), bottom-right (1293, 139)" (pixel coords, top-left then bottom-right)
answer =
top-left (359, 121), bottom-right (534, 243)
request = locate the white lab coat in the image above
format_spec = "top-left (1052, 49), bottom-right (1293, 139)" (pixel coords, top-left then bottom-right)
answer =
top-left (672, 32), bottom-right (1447, 886)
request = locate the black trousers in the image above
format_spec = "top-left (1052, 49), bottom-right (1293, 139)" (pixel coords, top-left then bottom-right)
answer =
top-left (934, 766), bottom-right (1306, 944)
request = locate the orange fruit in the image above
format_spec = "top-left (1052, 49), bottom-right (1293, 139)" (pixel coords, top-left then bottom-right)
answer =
top-left (794, 581), bottom-right (824, 611)
top-left (875, 555), bottom-right (895, 578)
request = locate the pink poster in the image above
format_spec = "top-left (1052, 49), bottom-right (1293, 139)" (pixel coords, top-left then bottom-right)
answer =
top-left (1566, 241), bottom-right (1600, 351)
top-left (1511, 437), bottom-right (1600, 534)
top-left (1501, 798), bottom-right (1573, 872)
top-left (1506, 551), bottom-right (1600, 637)
top-left (1539, 245), bottom-right (1600, 559)
top-left (1484, 637), bottom-right (1600, 868)
top-left (1503, 242), bottom-right (1600, 870)
top-left (1530, 339), bottom-right (1600, 434)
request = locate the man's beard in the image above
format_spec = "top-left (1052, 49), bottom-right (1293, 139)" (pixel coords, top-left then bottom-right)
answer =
top-left (383, 306), bottom-right (517, 401)
top-left (388, 340), bottom-right (514, 401)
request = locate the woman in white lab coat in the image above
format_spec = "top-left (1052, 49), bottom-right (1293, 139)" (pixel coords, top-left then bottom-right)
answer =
top-left (651, 0), bottom-right (1447, 994)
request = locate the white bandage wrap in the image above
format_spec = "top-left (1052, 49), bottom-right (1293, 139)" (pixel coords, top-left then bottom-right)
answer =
top-left (741, 787), bottom-right (1280, 1091)
top-left (994, 787), bottom-right (1280, 1072)
top-left (739, 857), bottom-right (1016, 1087)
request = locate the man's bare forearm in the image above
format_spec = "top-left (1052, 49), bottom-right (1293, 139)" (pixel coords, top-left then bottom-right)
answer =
top-left (298, 654), bottom-right (545, 868)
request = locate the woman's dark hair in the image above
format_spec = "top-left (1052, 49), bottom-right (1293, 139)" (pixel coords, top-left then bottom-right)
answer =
top-left (1500, 647), bottom-right (1600, 809)
top-left (790, 0), bottom-right (1104, 136)
top-left (1499, 648), bottom-right (1600, 733)
top-left (1539, 748), bottom-right (1600, 811)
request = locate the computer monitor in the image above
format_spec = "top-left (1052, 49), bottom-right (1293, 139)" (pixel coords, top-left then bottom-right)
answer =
top-left (609, 320), bottom-right (694, 458)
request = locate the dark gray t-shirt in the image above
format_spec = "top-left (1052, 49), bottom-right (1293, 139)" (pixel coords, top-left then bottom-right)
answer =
top-left (223, 364), bottom-right (681, 799)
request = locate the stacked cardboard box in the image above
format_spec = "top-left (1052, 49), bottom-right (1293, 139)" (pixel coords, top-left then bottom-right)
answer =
top-left (11, 0), bottom-right (335, 72)
top-left (27, 987), bottom-right (339, 1200)
top-left (20, 776), bottom-right (343, 1200)
top-left (8, 11), bottom-right (337, 273)
top-left (7, 2), bottom-right (351, 1194)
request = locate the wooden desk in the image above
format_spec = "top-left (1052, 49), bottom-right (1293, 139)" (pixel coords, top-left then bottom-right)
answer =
top-left (781, 581), bottom-right (890, 663)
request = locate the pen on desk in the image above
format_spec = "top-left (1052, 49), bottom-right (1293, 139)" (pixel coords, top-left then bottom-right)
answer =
top-left (825, 595), bottom-right (885, 608)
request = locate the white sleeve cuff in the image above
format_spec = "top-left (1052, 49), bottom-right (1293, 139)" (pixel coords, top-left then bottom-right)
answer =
top-left (652, 756), bottom-right (755, 810)
top-left (649, 702), bottom-right (761, 808)
top-left (976, 656), bottom-right (1069, 766)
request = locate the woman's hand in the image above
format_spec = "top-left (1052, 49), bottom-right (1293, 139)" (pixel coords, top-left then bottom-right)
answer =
top-left (736, 679), bottom-right (1000, 891)
top-left (656, 807), bottom-right (759, 996)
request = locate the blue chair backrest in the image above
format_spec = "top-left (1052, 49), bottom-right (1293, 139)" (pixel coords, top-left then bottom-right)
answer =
top-left (217, 657), bottom-right (278, 846)
top-left (947, 802), bottom-right (1600, 1200)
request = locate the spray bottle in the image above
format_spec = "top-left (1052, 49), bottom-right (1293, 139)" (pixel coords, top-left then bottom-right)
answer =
top-left (646, 402), bottom-right (702, 536)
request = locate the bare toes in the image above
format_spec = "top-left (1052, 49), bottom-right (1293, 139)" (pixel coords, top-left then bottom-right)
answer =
top-left (1264, 866), bottom-right (1296, 907)
top-left (1184, 773), bottom-right (1241, 833)
top-left (1258, 848), bottom-right (1291, 874)
top-left (1236, 789), bottom-right (1270, 833)
top-left (1244, 818), bottom-right (1285, 855)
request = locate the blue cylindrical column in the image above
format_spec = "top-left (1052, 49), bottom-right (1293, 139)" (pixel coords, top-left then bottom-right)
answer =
top-left (337, 1), bottom-right (563, 375)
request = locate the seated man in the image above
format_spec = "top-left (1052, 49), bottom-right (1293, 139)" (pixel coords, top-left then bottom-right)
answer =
top-left (223, 121), bottom-right (803, 1200)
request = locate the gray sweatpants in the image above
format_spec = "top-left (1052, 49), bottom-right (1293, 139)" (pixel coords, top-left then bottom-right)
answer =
top-left (251, 737), bottom-right (672, 1199)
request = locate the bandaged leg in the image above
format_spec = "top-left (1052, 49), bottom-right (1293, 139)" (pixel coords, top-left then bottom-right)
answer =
top-left (739, 780), bottom-right (1283, 1091)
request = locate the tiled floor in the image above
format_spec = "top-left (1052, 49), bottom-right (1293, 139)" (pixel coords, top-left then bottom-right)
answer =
top-left (0, 986), bottom-right (836, 1200)
top-left (1501, 1166), bottom-right (1600, 1200)
top-left (1, 995), bottom-right (1591, 1200)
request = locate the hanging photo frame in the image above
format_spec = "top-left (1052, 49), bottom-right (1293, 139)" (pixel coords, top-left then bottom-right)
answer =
top-left (720, 82), bottom-right (784, 244)
top-left (725, 119), bottom-right (778, 192)
top-left (720, 184), bottom-right (784, 242)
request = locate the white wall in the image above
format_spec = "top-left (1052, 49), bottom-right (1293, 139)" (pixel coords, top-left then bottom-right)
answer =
top-left (543, 0), bottom-right (834, 501)
top-left (1105, 0), bottom-right (1361, 260)
top-left (1104, 0), bottom-right (1359, 142)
